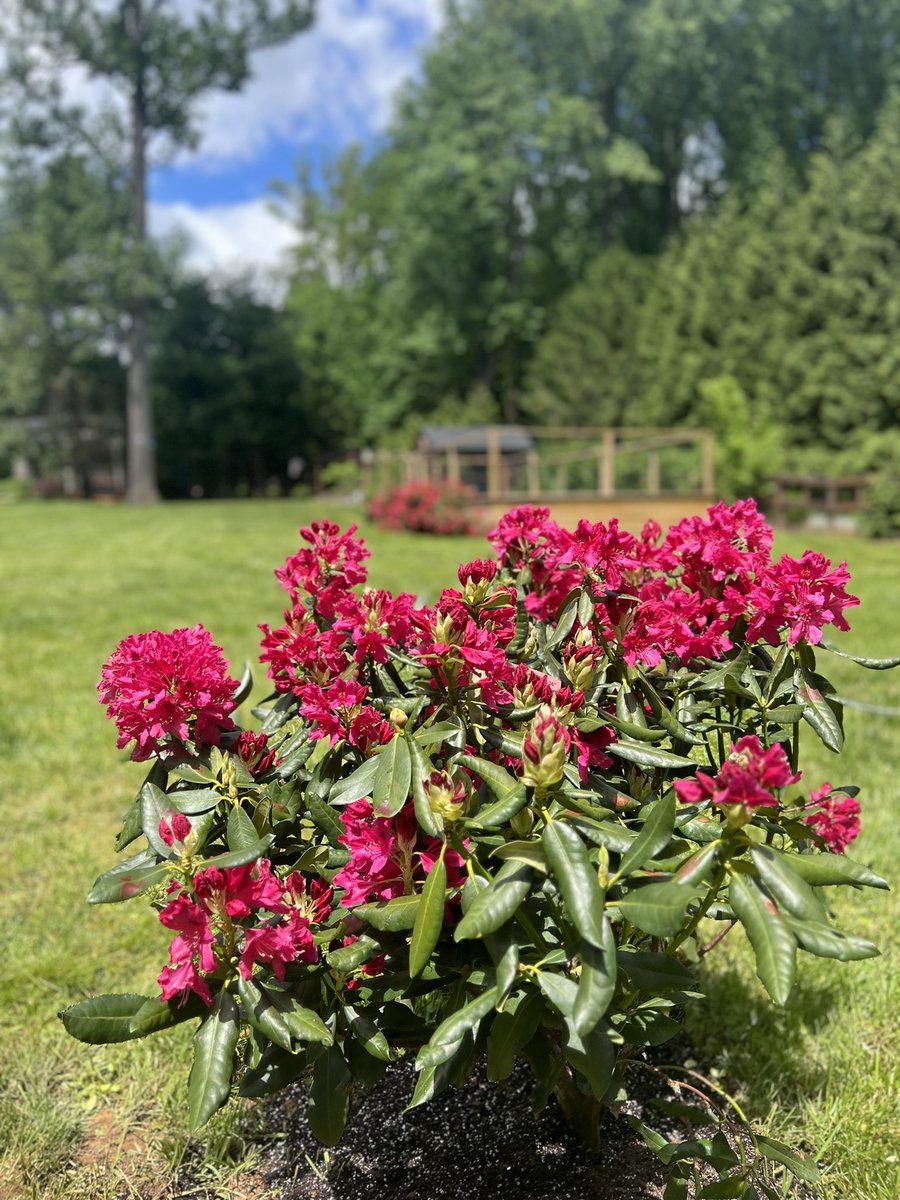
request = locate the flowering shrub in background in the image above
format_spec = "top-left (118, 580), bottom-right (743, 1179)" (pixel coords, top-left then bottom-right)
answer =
top-left (368, 479), bottom-right (480, 535)
top-left (64, 501), bottom-right (896, 1197)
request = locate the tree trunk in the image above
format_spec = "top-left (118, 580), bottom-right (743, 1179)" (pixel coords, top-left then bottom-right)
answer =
top-left (553, 1069), bottom-right (605, 1158)
top-left (125, 0), bottom-right (160, 505)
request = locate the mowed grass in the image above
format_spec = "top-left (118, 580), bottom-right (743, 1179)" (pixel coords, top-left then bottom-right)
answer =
top-left (0, 500), bottom-right (897, 1199)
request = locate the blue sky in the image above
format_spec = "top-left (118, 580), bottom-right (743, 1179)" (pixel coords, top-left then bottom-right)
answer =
top-left (146, 0), bottom-right (444, 277)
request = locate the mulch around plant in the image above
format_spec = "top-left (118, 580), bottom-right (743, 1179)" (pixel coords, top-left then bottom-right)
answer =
top-left (254, 1057), bottom-right (669, 1200)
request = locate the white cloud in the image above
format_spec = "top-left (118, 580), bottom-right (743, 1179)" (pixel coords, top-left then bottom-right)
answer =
top-left (188, 0), bottom-right (445, 167)
top-left (150, 198), bottom-right (298, 289)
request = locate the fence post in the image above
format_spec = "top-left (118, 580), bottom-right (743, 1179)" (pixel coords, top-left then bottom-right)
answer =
top-left (487, 429), bottom-right (502, 500)
top-left (600, 429), bottom-right (616, 497)
top-left (701, 431), bottom-right (715, 496)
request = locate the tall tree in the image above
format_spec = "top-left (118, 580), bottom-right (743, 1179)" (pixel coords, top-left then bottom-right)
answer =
top-left (3, 0), bottom-right (315, 503)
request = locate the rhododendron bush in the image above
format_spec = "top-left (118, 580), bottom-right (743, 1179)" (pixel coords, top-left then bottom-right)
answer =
top-left (63, 502), bottom-right (896, 1196)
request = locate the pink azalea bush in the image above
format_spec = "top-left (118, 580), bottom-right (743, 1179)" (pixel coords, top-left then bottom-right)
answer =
top-left (368, 479), bottom-right (480, 534)
top-left (66, 500), bottom-right (895, 1195)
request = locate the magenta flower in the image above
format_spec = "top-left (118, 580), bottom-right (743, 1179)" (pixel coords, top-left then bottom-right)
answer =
top-left (746, 552), bottom-right (859, 646)
top-left (98, 625), bottom-right (238, 761)
top-left (803, 783), bottom-right (861, 853)
top-left (675, 735), bottom-right (800, 810)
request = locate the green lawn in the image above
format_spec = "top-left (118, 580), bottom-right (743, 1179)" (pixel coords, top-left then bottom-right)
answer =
top-left (0, 500), bottom-right (896, 1200)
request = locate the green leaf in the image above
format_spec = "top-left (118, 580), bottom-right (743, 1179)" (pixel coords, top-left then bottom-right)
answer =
top-left (616, 948), bottom-right (695, 992)
top-left (409, 736), bottom-right (442, 837)
top-left (486, 990), bottom-right (542, 1084)
top-left (820, 640), bottom-right (900, 670)
top-left (281, 1000), bottom-right (333, 1046)
top-left (238, 1044), bottom-right (316, 1098)
top-left (674, 842), bottom-right (720, 886)
top-left (60, 993), bottom-right (154, 1044)
top-left (784, 916), bottom-right (879, 962)
top-left (729, 874), bottom-right (796, 1005)
top-left (416, 988), bottom-right (499, 1069)
top-left (750, 846), bottom-right (828, 921)
top-left (141, 781), bottom-right (179, 857)
top-left (306, 794), bottom-right (345, 845)
top-left (307, 1043), bottom-right (352, 1146)
top-left (787, 850), bottom-right (889, 890)
top-left (409, 853), bottom-right (447, 977)
top-left (166, 788), bottom-right (222, 814)
top-left (795, 663), bottom-right (843, 753)
top-left (542, 819), bottom-right (606, 948)
top-left (414, 720), bottom-right (466, 747)
top-left (537, 970), bottom-right (578, 1016)
top-left (326, 935), bottom-right (381, 971)
top-left (638, 679), bottom-right (705, 745)
top-left (226, 805), bottom-right (259, 854)
top-left (563, 1022), bottom-right (616, 1100)
top-left (372, 735), bottom-right (411, 817)
top-left (188, 990), bottom-right (241, 1132)
top-left (87, 849), bottom-right (169, 904)
top-left (755, 1134), bottom-right (820, 1183)
top-left (618, 881), bottom-right (695, 938)
top-left (491, 839), bottom-right (548, 872)
top-left (456, 752), bottom-right (521, 800)
top-left (233, 661), bottom-right (253, 706)
top-left (618, 795), bottom-right (676, 878)
top-left (608, 742), bottom-right (698, 770)
top-left (574, 915), bottom-right (617, 1036)
top-left (329, 755), bottom-right (379, 805)
top-left (356, 892), bottom-right (421, 931)
top-left (196, 835), bottom-right (274, 871)
top-left (344, 1005), bottom-right (393, 1061)
top-left (236, 976), bottom-right (294, 1052)
top-left (129, 993), bottom-right (207, 1036)
top-left (453, 860), bottom-right (533, 942)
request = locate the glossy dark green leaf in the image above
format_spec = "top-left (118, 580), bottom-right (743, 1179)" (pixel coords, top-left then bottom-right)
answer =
top-left (233, 661), bottom-right (253, 705)
top-left (458, 753), bottom-right (528, 827)
top-left (307, 1043), bottom-right (352, 1146)
top-left (409, 854), bottom-right (447, 977)
top-left (306, 794), bottom-right (345, 845)
top-left (454, 860), bottom-right (533, 942)
top-left (608, 742), bottom-right (698, 770)
top-left (674, 842), bottom-right (720, 886)
top-left (166, 788), bottom-right (222, 814)
top-left (129, 992), bottom-right (207, 1036)
top-left (618, 795), bottom-right (676, 878)
top-left (574, 915), bottom-right (617, 1035)
top-left (638, 679), bottom-right (704, 745)
top-left (537, 970), bottom-right (578, 1016)
top-left (562, 1022), bottom-right (615, 1100)
top-left (60, 993), bottom-right (154, 1044)
top-left (820, 640), bottom-right (900, 670)
top-left (326, 935), bottom-right (381, 971)
top-left (226, 805), bottom-right (259, 854)
top-left (784, 916), bottom-right (879, 962)
top-left (141, 781), bottom-right (179, 857)
top-left (416, 987), bottom-right (499, 1069)
top-left (372, 735), bottom-right (411, 817)
top-left (236, 976), bottom-right (294, 1052)
top-left (618, 881), bottom-right (695, 938)
top-left (795, 663), bottom-right (843, 753)
top-left (329, 755), bottom-right (379, 805)
top-left (784, 850), bottom-right (888, 890)
top-left (281, 1000), bottom-right (333, 1045)
top-left (344, 1004), bottom-right (393, 1061)
top-left (542, 819), bottom-right (606, 947)
top-left (491, 839), bottom-right (548, 872)
top-left (409, 736), bottom-right (442, 837)
top-left (729, 873), bottom-right (796, 1005)
top-left (615, 948), bottom-right (695, 992)
top-left (196, 834), bottom-right (274, 871)
top-left (188, 990), bottom-right (241, 1132)
top-left (238, 1043), bottom-right (317, 1097)
top-left (750, 846), bottom-right (827, 921)
top-left (356, 892), bottom-right (421, 931)
top-left (87, 848), bottom-right (168, 904)
top-left (414, 720), bottom-right (465, 747)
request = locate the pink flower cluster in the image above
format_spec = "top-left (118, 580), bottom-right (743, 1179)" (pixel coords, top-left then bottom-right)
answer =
top-left (368, 480), bottom-right (479, 536)
top-left (674, 736), bottom-right (800, 810)
top-left (98, 625), bottom-right (238, 761)
top-left (489, 499), bottom-right (859, 666)
top-left (803, 783), bottom-right (861, 853)
top-left (334, 800), bottom-right (467, 908)
top-left (158, 860), bottom-right (332, 1006)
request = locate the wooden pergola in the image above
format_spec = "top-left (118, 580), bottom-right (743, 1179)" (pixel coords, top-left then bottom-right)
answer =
top-left (369, 424), bottom-right (716, 529)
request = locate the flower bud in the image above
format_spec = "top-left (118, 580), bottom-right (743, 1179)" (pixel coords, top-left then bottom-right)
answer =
top-left (424, 769), bottom-right (466, 824)
top-left (522, 705), bottom-right (571, 789)
top-left (389, 707), bottom-right (409, 730)
top-left (457, 558), bottom-right (499, 607)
